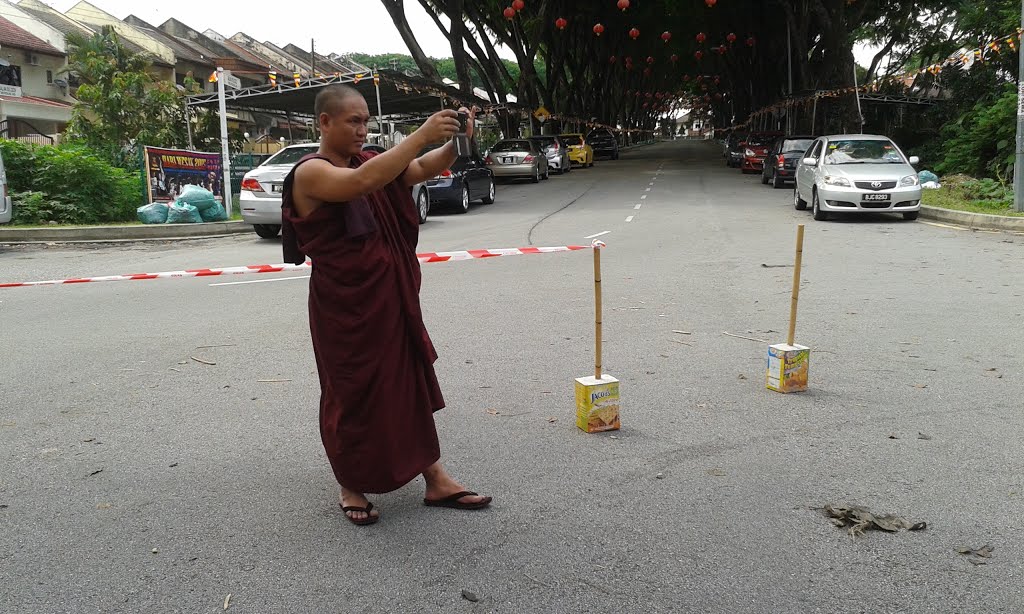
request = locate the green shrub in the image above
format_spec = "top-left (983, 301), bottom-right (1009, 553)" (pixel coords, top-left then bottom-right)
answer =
top-left (0, 139), bottom-right (143, 224)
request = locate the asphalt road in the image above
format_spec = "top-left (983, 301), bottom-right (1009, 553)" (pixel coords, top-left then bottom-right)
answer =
top-left (2, 140), bottom-right (1023, 613)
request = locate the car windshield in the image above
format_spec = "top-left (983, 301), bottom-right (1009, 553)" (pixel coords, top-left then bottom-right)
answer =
top-left (824, 139), bottom-right (905, 164)
top-left (782, 139), bottom-right (815, 153)
top-left (561, 135), bottom-right (584, 146)
top-left (263, 146), bottom-right (318, 166)
top-left (492, 141), bottom-right (531, 152)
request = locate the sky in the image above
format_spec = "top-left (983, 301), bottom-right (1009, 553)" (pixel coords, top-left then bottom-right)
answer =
top-left (42, 0), bottom-right (497, 60)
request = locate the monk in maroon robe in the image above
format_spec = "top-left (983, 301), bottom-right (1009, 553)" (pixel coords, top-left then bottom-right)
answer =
top-left (281, 85), bottom-right (491, 525)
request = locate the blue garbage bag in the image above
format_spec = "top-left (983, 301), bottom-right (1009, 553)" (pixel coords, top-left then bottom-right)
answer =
top-left (137, 202), bottom-right (169, 224)
top-left (199, 202), bottom-right (228, 222)
top-left (177, 184), bottom-right (219, 215)
top-left (918, 170), bottom-right (939, 184)
top-left (166, 202), bottom-right (203, 224)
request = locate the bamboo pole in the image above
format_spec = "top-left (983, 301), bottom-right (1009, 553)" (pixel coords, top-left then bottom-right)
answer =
top-left (787, 224), bottom-right (805, 346)
top-left (593, 241), bottom-right (604, 380)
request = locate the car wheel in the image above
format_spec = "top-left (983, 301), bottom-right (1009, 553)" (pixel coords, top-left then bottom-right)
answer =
top-left (772, 173), bottom-right (785, 189)
top-left (456, 185), bottom-right (470, 214)
top-left (794, 186), bottom-right (807, 210)
top-left (254, 224), bottom-right (280, 239)
top-left (761, 171), bottom-right (769, 185)
top-left (532, 166), bottom-right (540, 183)
top-left (588, 157), bottom-right (594, 168)
top-left (416, 188), bottom-right (429, 224)
top-left (481, 179), bottom-right (495, 204)
top-left (812, 189), bottom-right (828, 221)
top-left (903, 211), bottom-right (920, 221)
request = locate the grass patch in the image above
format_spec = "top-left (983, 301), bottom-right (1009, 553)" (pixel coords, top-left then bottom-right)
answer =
top-left (921, 188), bottom-right (1024, 217)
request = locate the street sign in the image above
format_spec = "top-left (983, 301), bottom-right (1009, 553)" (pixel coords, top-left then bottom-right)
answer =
top-left (224, 72), bottom-right (242, 90)
top-left (533, 105), bottom-right (550, 123)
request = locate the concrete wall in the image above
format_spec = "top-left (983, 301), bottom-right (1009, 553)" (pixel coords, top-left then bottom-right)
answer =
top-left (0, 0), bottom-right (66, 52)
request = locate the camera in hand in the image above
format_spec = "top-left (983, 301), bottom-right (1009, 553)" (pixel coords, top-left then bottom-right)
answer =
top-left (454, 111), bottom-right (471, 158)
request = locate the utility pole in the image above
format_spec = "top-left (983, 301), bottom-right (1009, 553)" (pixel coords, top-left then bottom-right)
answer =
top-left (1015, 0), bottom-right (1024, 211)
top-left (787, 19), bottom-right (793, 133)
top-left (311, 38), bottom-right (316, 77)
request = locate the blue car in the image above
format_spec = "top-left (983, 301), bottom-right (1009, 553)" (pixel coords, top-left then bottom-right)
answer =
top-left (421, 143), bottom-right (496, 214)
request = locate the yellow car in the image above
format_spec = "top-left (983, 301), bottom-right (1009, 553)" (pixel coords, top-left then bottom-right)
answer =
top-left (559, 133), bottom-right (594, 167)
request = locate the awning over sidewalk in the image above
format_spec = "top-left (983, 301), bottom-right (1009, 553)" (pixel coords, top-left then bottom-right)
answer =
top-left (0, 94), bottom-right (73, 125)
top-left (185, 69), bottom-right (493, 120)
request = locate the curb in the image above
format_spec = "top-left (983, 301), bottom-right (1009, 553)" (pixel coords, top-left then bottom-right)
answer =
top-left (920, 205), bottom-right (1024, 233)
top-left (0, 221), bottom-right (254, 244)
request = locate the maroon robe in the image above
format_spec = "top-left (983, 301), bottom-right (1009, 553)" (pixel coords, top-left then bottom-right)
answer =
top-left (281, 151), bottom-right (445, 494)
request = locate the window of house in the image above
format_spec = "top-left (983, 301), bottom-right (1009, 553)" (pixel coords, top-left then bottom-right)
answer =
top-left (0, 65), bottom-right (23, 87)
top-left (46, 70), bottom-right (53, 84)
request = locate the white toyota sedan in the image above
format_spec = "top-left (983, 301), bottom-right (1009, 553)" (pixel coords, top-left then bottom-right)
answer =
top-left (240, 143), bottom-right (430, 239)
top-left (793, 134), bottom-right (922, 221)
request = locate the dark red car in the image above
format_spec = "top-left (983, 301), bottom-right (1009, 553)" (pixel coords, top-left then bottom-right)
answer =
top-left (740, 132), bottom-right (781, 174)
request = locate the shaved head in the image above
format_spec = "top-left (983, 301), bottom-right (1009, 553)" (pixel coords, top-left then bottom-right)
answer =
top-left (315, 85), bottom-right (364, 119)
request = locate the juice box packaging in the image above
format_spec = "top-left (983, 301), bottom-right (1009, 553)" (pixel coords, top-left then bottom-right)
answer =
top-left (766, 344), bottom-right (809, 393)
top-left (574, 375), bottom-right (621, 433)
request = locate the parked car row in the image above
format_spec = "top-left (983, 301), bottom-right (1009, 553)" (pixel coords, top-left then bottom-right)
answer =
top-left (240, 129), bottom-right (620, 238)
top-left (725, 131), bottom-right (923, 222)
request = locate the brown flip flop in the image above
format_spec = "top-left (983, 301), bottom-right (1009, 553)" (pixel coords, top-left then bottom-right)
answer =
top-left (340, 501), bottom-right (379, 525)
top-left (423, 491), bottom-right (492, 510)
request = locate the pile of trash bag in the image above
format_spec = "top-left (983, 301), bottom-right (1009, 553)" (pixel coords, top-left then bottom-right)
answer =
top-left (136, 185), bottom-right (229, 224)
top-left (918, 169), bottom-right (941, 189)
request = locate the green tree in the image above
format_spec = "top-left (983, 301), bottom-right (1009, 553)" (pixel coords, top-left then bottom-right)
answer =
top-left (64, 27), bottom-right (188, 167)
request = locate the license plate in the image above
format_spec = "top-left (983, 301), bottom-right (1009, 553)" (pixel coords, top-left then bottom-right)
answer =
top-left (863, 193), bottom-right (890, 201)
top-left (502, 157), bottom-right (513, 164)
top-left (270, 184), bottom-right (283, 193)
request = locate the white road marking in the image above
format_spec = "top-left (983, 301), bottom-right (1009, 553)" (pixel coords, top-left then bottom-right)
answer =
top-left (634, 204), bottom-right (642, 210)
top-left (641, 195), bottom-right (648, 200)
top-left (645, 187), bottom-right (652, 192)
top-left (625, 216), bottom-right (635, 223)
top-left (210, 275), bottom-right (310, 287)
top-left (584, 230), bottom-right (611, 239)
top-left (649, 182), bottom-right (655, 186)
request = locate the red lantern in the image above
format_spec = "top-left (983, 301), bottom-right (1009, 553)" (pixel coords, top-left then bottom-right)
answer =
top-left (661, 31), bottom-right (672, 44)
top-left (609, 55), bottom-right (617, 64)
top-left (706, 0), bottom-right (717, 6)
top-left (593, 23), bottom-right (605, 36)
top-left (696, 32), bottom-right (707, 44)
top-left (670, 54), bottom-right (679, 64)
top-left (747, 36), bottom-right (756, 47)
top-left (643, 67), bottom-right (652, 76)
top-left (646, 56), bottom-right (654, 65)
top-left (727, 32), bottom-right (737, 44)
top-left (715, 93), bottom-right (723, 100)
top-left (716, 45), bottom-right (727, 55)
top-left (714, 76), bottom-right (720, 85)
top-left (643, 102), bottom-right (649, 109)
top-left (617, 0), bottom-right (630, 10)
top-left (629, 27), bottom-right (640, 40)
top-left (625, 56), bottom-right (633, 64)
top-left (512, 0), bottom-right (524, 10)
top-left (555, 17), bottom-right (567, 30)
top-left (695, 50), bottom-right (703, 61)
top-left (704, 95), bottom-right (711, 102)
top-left (503, 6), bottom-right (515, 19)
top-left (683, 74), bottom-right (690, 81)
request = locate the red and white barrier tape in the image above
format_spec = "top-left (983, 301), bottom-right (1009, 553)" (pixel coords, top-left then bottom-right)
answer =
top-left (0, 245), bottom-right (592, 288)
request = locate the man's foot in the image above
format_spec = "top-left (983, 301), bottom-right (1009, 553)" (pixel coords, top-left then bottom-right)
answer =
top-left (422, 462), bottom-right (491, 509)
top-left (339, 488), bottom-right (379, 525)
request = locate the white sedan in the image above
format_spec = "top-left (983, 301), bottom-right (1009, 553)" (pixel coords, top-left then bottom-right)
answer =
top-left (240, 143), bottom-right (430, 239)
top-left (793, 134), bottom-right (922, 221)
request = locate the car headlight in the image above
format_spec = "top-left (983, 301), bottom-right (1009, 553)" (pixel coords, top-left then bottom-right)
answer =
top-left (900, 174), bottom-right (920, 187)
top-left (745, 149), bottom-right (755, 157)
top-left (823, 176), bottom-right (851, 187)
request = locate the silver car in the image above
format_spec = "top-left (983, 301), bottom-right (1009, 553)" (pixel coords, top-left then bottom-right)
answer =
top-left (794, 134), bottom-right (922, 221)
top-left (240, 143), bottom-right (431, 239)
top-left (528, 135), bottom-right (571, 174)
top-left (485, 139), bottom-right (549, 183)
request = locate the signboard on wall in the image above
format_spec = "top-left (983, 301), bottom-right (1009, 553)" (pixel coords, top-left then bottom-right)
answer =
top-left (0, 84), bottom-right (23, 97)
top-left (144, 146), bottom-right (224, 203)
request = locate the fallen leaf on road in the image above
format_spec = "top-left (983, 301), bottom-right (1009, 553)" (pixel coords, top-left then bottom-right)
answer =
top-left (738, 374), bottom-right (748, 380)
top-left (169, 463), bottom-right (179, 468)
top-left (888, 434), bottom-right (899, 440)
top-left (761, 263), bottom-right (792, 268)
top-left (256, 379), bottom-right (291, 383)
top-left (823, 503), bottom-right (926, 537)
top-left (461, 590), bottom-right (479, 603)
top-left (957, 544), bottom-right (994, 565)
top-left (707, 468), bottom-right (726, 477)
top-left (656, 473), bottom-right (664, 479)
top-left (486, 409), bottom-right (500, 416)
top-left (547, 417), bottom-right (557, 423)
top-left (82, 438), bottom-right (95, 443)
top-left (912, 384), bottom-right (928, 389)
top-left (96, 503), bottom-right (112, 510)
top-left (917, 432), bottom-right (933, 441)
top-left (189, 356), bottom-right (216, 366)
top-left (196, 344), bottom-right (236, 350)
top-left (671, 339), bottom-right (693, 346)
top-left (0, 422), bottom-right (15, 428)
top-left (672, 330), bottom-right (692, 335)
top-left (722, 331), bottom-right (769, 343)
top-left (224, 594), bottom-right (232, 610)
top-left (88, 469), bottom-right (103, 477)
